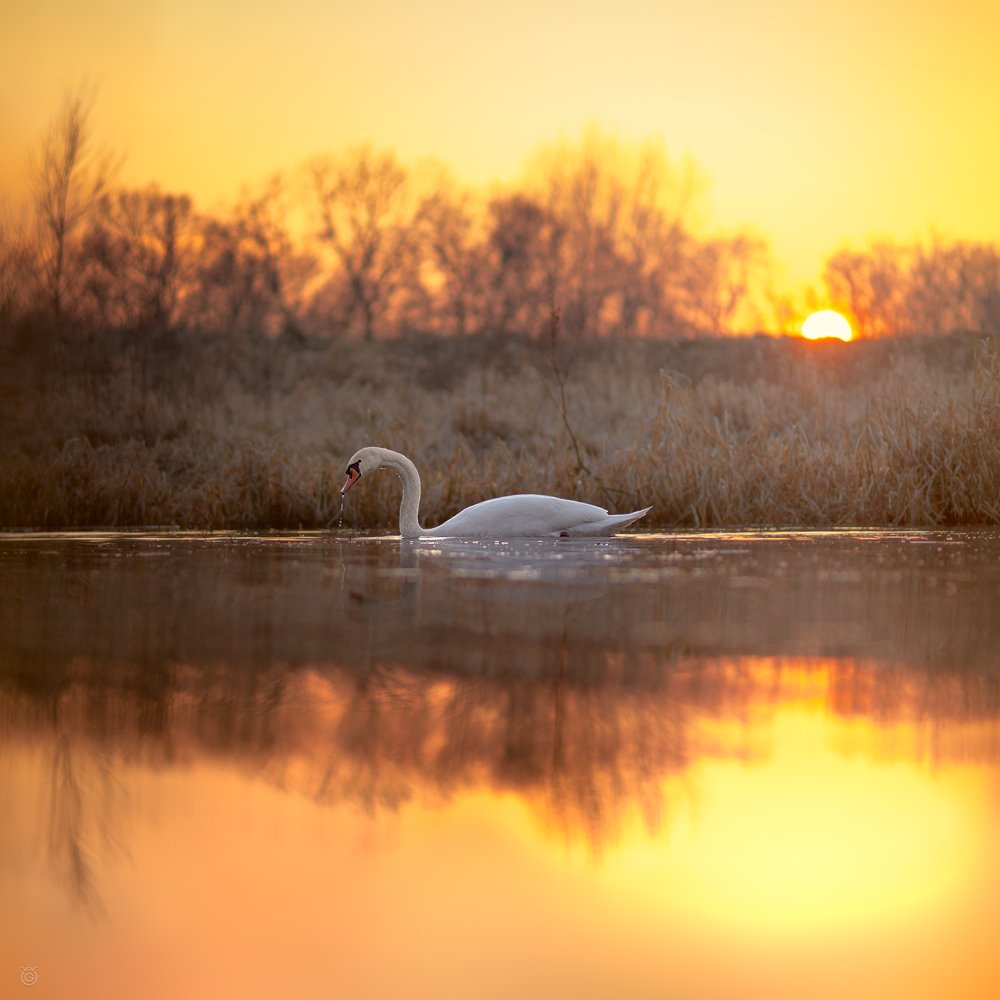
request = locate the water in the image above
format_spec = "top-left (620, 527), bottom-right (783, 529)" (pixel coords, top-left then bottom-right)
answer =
top-left (2, 529), bottom-right (999, 999)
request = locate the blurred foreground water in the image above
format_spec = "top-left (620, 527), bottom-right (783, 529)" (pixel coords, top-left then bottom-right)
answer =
top-left (2, 530), bottom-right (999, 999)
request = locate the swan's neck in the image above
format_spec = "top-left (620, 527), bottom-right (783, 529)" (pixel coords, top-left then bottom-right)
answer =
top-left (384, 452), bottom-right (423, 538)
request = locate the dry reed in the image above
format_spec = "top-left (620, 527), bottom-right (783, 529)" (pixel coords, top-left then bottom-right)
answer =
top-left (2, 329), bottom-right (999, 529)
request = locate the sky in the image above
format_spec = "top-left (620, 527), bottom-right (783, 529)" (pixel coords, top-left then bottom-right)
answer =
top-left (3, 0), bottom-right (1000, 290)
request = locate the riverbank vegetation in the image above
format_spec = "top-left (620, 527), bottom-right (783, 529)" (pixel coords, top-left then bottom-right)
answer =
top-left (3, 325), bottom-right (999, 530)
top-left (3, 91), bottom-right (1000, 530)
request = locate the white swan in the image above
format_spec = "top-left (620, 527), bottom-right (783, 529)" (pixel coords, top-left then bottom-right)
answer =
top-left (340, 446), bottom-right (651, 539)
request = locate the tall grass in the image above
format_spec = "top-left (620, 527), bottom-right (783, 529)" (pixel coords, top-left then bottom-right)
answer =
top-left (2, 327), bottom-right (999, 529)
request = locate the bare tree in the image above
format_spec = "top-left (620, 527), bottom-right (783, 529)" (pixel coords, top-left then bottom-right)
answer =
top-left (824, 243), bottom-right (910, 338)
top-left (308, 146), bottom-right (421, 340)
top-left (184, 176), bottom-right (317, 339)
top-left (824, 238), bottom-right (1000, 338)
top-left (484, 193), bottom-right (555, 335)
top-left (171, 216), bottom-right (249, 335)
top-left (416, 171), bottom-right (490, 336)
top-left (0, 214), bottom-right (37, 327)
top-left (31, 85), bottom-right (118, 327)
top-left (907, 239), bottom-right (1000, 335)
top-left (528, 129), bottom-right (624, 337)
top-left (681, 234), bottom-right (772, 335)
top-left (235, 174), bottom-right (316, 340)
top-left (524, 128), bottom-right (705, 338)
top-left (80, 186), bottom-right (194, 332)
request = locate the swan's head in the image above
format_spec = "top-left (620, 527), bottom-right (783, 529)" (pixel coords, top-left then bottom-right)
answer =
top-left (340, 446), bottom-right (391, 495)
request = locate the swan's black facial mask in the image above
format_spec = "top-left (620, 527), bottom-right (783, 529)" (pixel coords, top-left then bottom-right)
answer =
top-left (341, 460), bottom-right (362, 495)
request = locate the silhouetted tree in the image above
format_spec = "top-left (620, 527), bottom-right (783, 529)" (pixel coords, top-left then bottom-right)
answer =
top-left (528, 129), bottom-right (633, 336)
top-left (183, 177), bottom-right (316, 339)
top-left (0, 217), bottom-right (37, 328)
top-left (825, 238), bottom-right (1000, 337)
top-left (484, 193), bottom-right (555, 334)
top-left (825, 243), bottom-right (910, 338)
top-left (178, 215), bottom-right (263, 335)
top-left (908, 239), bottom-right (1000, 335)
top-left (308, 146), bottom-right (421, 340)
top-left (681, 234), bottom-right (771, 335)
top-left (522, 128), bottom-right (728, 338)
top-left (30, 86), bottom-right (118, 327)
top-left (234, 175), bottom-right (316, 340)
top-left (416, 171), bottom-right (491, 336)
top-left (81, 186), bottom-right (193, 332)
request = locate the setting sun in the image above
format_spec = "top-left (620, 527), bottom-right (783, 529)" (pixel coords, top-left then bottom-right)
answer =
top-left (802, 310), bottom-right (853, 342)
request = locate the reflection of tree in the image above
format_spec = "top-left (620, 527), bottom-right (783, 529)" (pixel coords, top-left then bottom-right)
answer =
top-left (321, 668), bottom-right (417, 812)
top-left (46, 735), bottom-right (126, 917)
top-left (4, 533), bottom-right (1000, 905)
top-left (5, 640), bottom-right (1000, 913)
top-left (300, 655), bottom-right (696, 852)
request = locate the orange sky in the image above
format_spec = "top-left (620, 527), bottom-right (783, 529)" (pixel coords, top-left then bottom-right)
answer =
top-left (3, 0), bottom-right (1000, 288)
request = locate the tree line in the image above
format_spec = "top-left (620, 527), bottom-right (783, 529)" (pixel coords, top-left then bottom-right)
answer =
top-left (0, 91), bottom-right (773, 342)
top-left (827, 239), bottom-right (1000, 338)
top-left (2, 90), bottom-right (999, 344)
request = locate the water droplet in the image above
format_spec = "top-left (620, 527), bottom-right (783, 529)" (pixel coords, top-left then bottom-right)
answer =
top-left (338, 494), bottom-right (345, 530)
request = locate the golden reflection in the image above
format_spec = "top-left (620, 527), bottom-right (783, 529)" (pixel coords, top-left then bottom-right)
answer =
top-left (658, 713), bottom-right (983, 933)
top-left (5, 654), bottom-right (998, 859)
top-left (4, 533), bottom-right (1000, 998)
top-left (2, 650), bottom-right (1000, 999)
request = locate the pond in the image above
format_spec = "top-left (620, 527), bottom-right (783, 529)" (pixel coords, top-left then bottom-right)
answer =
top-left (2, 529), bottom-right (999, 999)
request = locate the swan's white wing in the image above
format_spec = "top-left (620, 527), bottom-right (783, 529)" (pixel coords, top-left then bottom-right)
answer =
top-left (559, 506), bottom-right (652, 537)
top-left (423, 494), bottom-right (648, 539)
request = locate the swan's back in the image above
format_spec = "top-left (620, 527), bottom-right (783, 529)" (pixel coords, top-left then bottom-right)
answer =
top-left (423, 494), bottom-right (649, 539)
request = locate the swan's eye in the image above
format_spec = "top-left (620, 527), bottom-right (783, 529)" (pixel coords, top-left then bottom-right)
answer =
top-left (345, 460), bottom-right (361, 477)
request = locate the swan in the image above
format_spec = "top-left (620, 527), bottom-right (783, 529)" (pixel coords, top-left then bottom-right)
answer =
top-left (340, 446), bottom-right (651, 539)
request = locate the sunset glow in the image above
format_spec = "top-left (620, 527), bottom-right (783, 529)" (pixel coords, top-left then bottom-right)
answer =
top-left (802, 310), bottom-right (853, 342)
top-left (3, 0), bottom-right (1000, 291)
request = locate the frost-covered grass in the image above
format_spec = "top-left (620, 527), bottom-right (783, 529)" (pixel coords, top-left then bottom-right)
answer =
top-left (2, 328), bottom-right (999, 529)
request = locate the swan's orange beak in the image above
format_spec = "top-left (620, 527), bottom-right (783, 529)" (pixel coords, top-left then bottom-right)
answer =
top-left (341, 463), bottom-right (361, 495)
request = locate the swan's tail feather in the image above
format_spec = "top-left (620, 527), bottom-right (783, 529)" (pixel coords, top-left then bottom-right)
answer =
top-left (559, 506), bottom-right (653, 537)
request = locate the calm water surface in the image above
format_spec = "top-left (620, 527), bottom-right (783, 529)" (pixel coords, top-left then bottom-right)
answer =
top-left (2, 529), bottom-right (999, 999)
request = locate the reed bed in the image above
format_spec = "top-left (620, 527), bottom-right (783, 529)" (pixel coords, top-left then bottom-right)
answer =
top-left (2, 328), bottom-right (999, 529)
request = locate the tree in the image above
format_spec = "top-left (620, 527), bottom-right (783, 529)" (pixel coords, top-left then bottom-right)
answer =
top-left (308, 146), bottom-right (421, 340)
top-left (415, 171), bottom-right (491, 336)
top-left (824, 243), bottom-right (910, 338)
top-left (680, 234), bottom-right (772, 336)
top-left (907, 239), bottom-right (1000, 335)
top-left (522, 127), bottom-right (705, 338)
top-left (823, 238), bottom-right (1000, 338)
top-left (80, 187), bottom-right (194, 332)
top-left (235, 175), bottom-right (316, 341)
top-left (0, 216), bottom-right (37, 329)
top-left (184, 176), bottom-right (317, 339)
top-left (30, 86), bottom-right (118, 327)
top-left (483, 193), bottom-right (555, 335)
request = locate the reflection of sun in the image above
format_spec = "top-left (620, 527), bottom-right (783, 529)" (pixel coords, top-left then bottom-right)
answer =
top-left (802, 309), bottom-right (853, 342)
top-left (608, 698), bottom-right (985, 946)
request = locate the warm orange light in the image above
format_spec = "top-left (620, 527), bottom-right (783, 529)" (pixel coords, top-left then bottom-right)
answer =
top-left (802, 309), bottom-right (853, 341)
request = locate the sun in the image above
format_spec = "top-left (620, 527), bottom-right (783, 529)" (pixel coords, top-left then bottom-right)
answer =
top-left (801, 310), bottom-right (853, 342)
